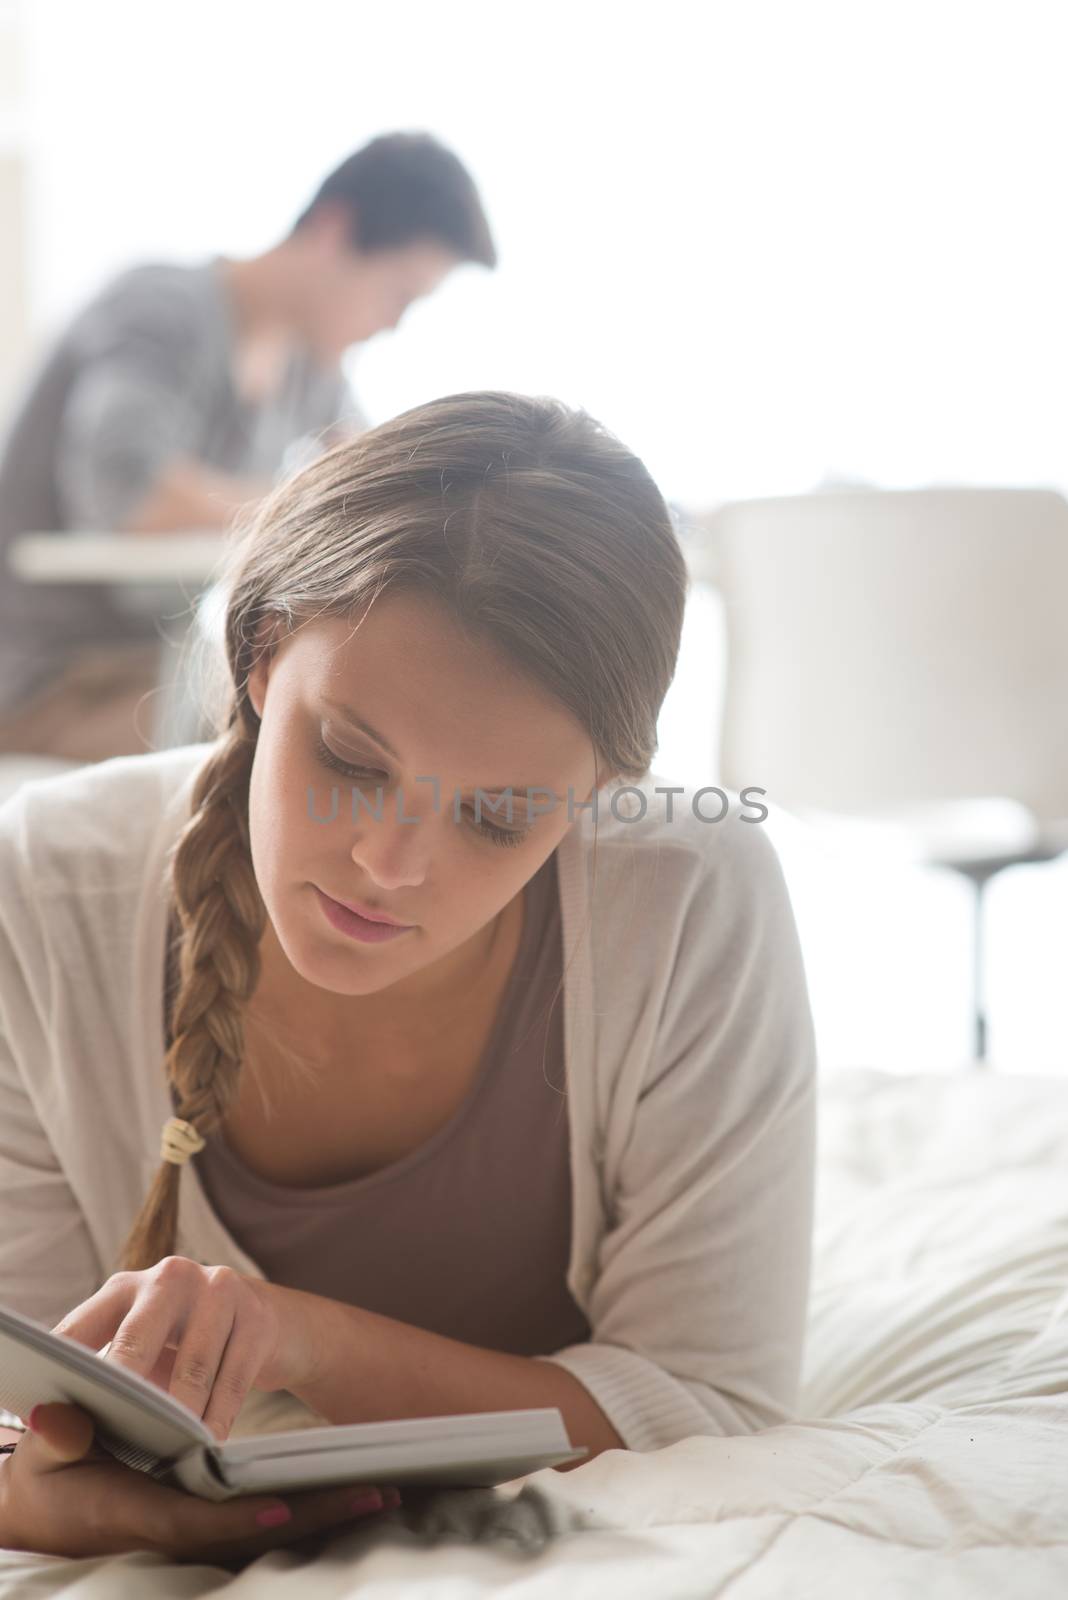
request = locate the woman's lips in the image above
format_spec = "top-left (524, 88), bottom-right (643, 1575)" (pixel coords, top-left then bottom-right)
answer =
top-left (329, 895), bottom-right (411, 927)
top-left (313, 886), bottom-right (415, 944)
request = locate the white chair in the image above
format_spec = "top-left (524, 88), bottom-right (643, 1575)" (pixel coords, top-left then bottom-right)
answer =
top-left (708, 486), bottom-right (1068, 1064)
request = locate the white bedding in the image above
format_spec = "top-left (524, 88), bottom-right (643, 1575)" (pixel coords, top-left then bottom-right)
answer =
top-left (2, 1065), bottom-right (1066, 1596)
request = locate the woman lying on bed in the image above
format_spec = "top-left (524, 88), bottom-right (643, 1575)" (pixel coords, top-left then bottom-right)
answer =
top-left (0, 390), bottom-right (817, 1564)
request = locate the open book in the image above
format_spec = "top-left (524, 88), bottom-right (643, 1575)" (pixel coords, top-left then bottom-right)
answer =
top-left (0, 1301), bottom-right (587, 1500)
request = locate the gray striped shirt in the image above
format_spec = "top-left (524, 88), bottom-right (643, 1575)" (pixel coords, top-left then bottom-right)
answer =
top-left (0, 257), bottom-right (363, 717)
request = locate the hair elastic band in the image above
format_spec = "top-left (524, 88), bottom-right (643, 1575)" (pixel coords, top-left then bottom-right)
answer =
top-left (160, 1116), bottom-right (206, 1166)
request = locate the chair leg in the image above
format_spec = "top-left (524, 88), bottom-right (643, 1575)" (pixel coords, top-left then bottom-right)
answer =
top-left (971, 875), bottom-right (988, 1067)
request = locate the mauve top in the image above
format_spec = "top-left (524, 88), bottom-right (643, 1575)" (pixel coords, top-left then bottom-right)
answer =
top-left (163, 849), bottom-right (592, 1357)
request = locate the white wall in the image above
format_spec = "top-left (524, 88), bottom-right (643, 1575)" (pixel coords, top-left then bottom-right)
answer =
top-left (0, 0), bottom-right (31, 411)
top-left (15, 0), bottom-right (1068, 508)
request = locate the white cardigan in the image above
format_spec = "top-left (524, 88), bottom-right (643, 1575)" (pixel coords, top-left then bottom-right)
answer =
top-left (0, 745), bottom-right (817, 1455)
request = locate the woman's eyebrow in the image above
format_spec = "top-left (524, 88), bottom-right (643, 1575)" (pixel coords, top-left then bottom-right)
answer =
top-left (320, 701), bottom-right (562, 801)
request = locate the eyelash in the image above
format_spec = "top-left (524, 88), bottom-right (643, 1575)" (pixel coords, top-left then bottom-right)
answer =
top-left (313, 737), bottom-right (531, 849)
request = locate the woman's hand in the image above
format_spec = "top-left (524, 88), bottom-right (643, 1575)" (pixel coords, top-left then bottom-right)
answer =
top-left (50, 1255), bottom-right (308, 1442)
top-left (0, 1401), bottom-right (399, 1564)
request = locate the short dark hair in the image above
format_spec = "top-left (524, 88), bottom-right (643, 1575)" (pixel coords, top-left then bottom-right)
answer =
top-left (291, 132), bottom-right (497, 269)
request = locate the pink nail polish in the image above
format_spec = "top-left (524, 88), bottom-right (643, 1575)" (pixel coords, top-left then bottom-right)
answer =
top-left (27, 1406), bottom-right (43, 1433)
top-left (256, 1503), bottom-right (292, 1528)
top-left (349, 1489), bottom-right (384, 1516)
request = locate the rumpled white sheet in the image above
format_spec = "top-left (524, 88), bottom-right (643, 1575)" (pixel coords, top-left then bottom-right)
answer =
top-left (3, 1066), bottom-right (1066, 1597)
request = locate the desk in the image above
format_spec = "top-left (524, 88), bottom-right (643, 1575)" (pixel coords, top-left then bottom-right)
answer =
top-left (8, 521), bottom-right (722, 752)
top-left (9, 531), bottom-right (229, 585)
top-left (12, 527), bottom-right (721, 585)
top-left (8, 531), bottom-right (231, 747)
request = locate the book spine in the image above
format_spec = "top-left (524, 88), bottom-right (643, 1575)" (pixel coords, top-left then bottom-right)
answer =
top-left (169, 1447), bottom-right (239, 1501)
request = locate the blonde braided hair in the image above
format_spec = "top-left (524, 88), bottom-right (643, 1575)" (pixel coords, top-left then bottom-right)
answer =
top-left (115, 719), bottom-right (265, 1271)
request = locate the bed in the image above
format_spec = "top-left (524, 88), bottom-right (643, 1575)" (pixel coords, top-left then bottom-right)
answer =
top-left (1, 1063), bottom-right (1066, 1596)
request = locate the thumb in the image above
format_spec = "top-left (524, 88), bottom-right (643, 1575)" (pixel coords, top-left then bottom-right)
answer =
top-left (24, 1402), bottom-right (97, 1468)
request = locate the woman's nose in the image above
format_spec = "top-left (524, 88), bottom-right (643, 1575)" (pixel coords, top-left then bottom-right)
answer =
top-left (349, 793), bottom-right (432, 886)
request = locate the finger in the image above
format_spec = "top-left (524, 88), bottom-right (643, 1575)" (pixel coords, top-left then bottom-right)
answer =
top-left (161, 1269), bottom-right (273, 1440)
top-left (169, 1480), bottom-right (393, 1564)
top-left (164, 1293), bottom-right (240, 1436)
top-left (22, 1402), bottom-right (97, 1468)
top-left (103, 1260), bottom-right (209, 1388)
top-left (51, 1260), bottom-right (210, 1374)
top-left (145, 1344), bottom-right (179, 1392)
top-left (51, 1276), bottom-right (137, 1355)
top-left (195, 1303), bottom-right (274, 1444)
top-left (101, 1280), bottom-right (184, 1389)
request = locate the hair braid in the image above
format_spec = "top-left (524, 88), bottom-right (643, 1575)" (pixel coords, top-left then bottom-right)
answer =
top-left (114, 721), bottom-right (264, 1273)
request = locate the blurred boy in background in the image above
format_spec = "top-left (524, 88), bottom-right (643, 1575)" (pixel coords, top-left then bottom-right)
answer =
top-left (0, 131), bottom-right (496, 764)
